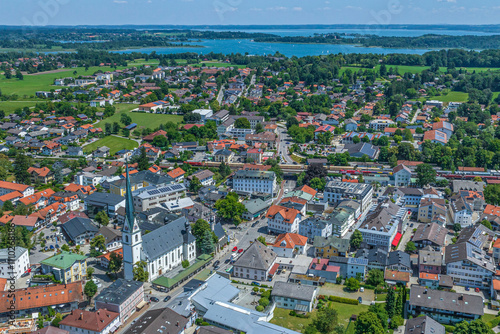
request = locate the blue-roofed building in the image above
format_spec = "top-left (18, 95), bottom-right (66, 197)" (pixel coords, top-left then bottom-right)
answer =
top-left (124, 123), bottom-right (137, 130)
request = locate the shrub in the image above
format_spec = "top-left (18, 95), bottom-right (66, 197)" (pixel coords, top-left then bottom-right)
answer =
top-left (444, 325), bottom-right (455, 333)
top-left (327, 295), bottom-right (359, 305)
top-left (256, 305), bottom-right (264, 312)
top-left (289, 310), bottom-right (297, 316)
top-left (261, 290), bottom-right (271, 299)
top-left (258, 297), bottom-right (270, 307)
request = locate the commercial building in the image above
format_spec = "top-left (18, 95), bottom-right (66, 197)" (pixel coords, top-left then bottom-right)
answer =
top-left (40, 251), bottom-right (88, 284)
top-left (94, 279), bottom-right (144, 323)
top-left (0, 247), bottom-right (29, 279)
top-left (232, 170), bottom-right (277, 195)
top-left (232, 242), bottom-right (277, 281)
top-left (324, 180), bottom-right (373, 212)
top-left (266, 205), bottom-right (302, 234)
top-left (132, 183), bottom-right (186, 212)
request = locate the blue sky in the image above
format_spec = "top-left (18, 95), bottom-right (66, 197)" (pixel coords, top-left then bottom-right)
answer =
top-left (3, 0), bottom-right (500, 26)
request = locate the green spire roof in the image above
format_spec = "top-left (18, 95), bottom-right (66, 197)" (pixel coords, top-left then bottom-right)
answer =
top-left (125, 162), bottom-right (135, 230)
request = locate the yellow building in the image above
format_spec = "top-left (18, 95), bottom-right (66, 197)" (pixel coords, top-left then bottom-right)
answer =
top-left (41, 251), bottom-right (88, 284)
top-left (313, 235), bottom-right (350, 258)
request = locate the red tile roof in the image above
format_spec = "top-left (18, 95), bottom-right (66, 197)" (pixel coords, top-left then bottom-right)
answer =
top-left (59, 309), bottom-right (119, 332)
top-left (272, 233), bottom-right (308, 249)
top-left (167, 167), bottom-right (185, 179)
top-left (266, 205), bottom-right (300, 224)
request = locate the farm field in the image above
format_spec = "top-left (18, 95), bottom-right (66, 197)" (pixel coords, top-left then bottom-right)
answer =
top-left (95, 104), bottom-right (183, 129)
top-left (83, 136), bottom-right (138, 155)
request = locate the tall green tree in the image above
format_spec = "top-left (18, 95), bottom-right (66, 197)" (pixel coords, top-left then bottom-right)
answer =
top-left (189, 176), bottom-right (202, 192)
top-left (454, 319), bottom-right (494, 334)
top-left (84, 280), bottom-right (98, 302)
top-left (90, 235), bottom-right (106, 252)
top-left (234, 117), bottom-right (251, 129)
top-left (214, 192), bottom-right (247, 225)
top-left (416, 163), bottom-right (436, 187)
top-left (355, 312), bottom-right (385, 334)
top-left (108, 252), bottom-right (123, 276)
top-left (14, 152), bottom-right (31, 185)
top-left (366, 269), bottom-right (384, 287)
top-left (312, 307), bottom-right (341, 334)
top-left (133, 261), bottom-right (149, 282)
top-left (350, 230), bottom-right (363, 249)
top-left (199, 229), bottom-right (216, 254)
top-left (136, 147), bottom-right (149, 171)
top-left (95, 211), bottom-right (109, 227)
top-left (385, 287), bottom-right (396, 317)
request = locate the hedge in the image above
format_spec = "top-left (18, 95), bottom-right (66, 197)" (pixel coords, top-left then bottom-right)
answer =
top-left (444, 325), bottom-right (455, 332)
top-left (487, 317), bottom-right (500, 328)
top-left (327, 295), bottom-right (359, 305)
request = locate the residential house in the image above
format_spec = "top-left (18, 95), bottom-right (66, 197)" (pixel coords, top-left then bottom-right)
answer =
top-left (271, 233), bottom-right (308, 258)
top-left (298, 217), bottom-right (332, 240)
top-left (232, 242), bottom-right (277, 281)
top-left (404, 316), bottom-right (445, 334)
top-left (271, 282), bottom-right (317, 313)
top-left (97, 225), bottom-right (123, 251)
top-left (0, 247), bottom-right (29, 279)
top-left (413, 223), bottom-right (447, 250)
top-left (61, 217), bottom-right (99, 245)
top-left (266, 205), bottom-right (302, 234)
top-left (408, 286), bottom-right (483, 324)
top-left (393, 164), bottom-right (412, 187)
top-left (186, 170), bottom-right (214, 188)
top-left (40, 251), bottom-right (88, 283)
top-left (324, 180), bottom-right (373, 212)
top-left (242, 198), bottom-right (272, 221)
top-left (313, 235), bottom-right (350, 258)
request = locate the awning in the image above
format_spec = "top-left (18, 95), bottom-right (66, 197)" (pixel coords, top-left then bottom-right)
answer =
top-left (392, 232), bottom-right (402, 247)
top-left (269, 263), bottom-right (280, 276)
top-left (136, 300), bottom-right (147, 310)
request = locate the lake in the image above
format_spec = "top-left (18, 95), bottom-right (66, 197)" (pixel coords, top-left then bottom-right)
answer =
top-left (114, 38), bottom-right (433, 57)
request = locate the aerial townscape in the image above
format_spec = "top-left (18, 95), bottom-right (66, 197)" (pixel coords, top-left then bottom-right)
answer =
top-left (4, 2), bottom-right (500, 334)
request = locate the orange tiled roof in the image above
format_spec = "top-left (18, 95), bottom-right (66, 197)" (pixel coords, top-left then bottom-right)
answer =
top-left (98, 248), bottom-right (123, 261)
top-left (299, 185), bottom-right (317, 197)
top-left (266, 205), bottom-right (300, 223)
top-left (19, 189), bottom-right (55, 206)
top-left (167, 167), bottom-right (185, 178)
top-left (28, 167), bottom-right (51, 177)
top-left (419, 272), bottom-right (438, 281)
top-left (59, 308), bottom-right (119, 332)
top-left (0, 191), bottom-right (23, 202)
top-left (0, 181), bottom-right (31, 192)
top-left (272, 233), bottom-right (308, 249)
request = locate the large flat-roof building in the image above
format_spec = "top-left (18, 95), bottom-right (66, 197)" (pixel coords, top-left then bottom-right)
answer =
top-left (232, 170), bottom-right (277, 195)
top-left (324, 180), bottom-right (373, 212)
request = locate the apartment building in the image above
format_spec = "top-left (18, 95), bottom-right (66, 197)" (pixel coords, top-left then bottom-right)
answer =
top-left (232, 170), bottom-right (277, 195)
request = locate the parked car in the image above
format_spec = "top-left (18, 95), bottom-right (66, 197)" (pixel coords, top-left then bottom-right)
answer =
top-left (475, 287), bottom-right (480, 293)
top-left (213, 260), bottom-right (220, 267)
top-left (360, 287), bottom-right (364, 292)
top-left (21, 271), bottom-right (30, 278)
top-left (465, 286), bottom-right (470, 291)
top-left (357, 297), bottom-right (362, 304)
top-left (150, 297), bottom-right (159, 302)
top-left (238, 248), bottom-right (243, 253)
top-left (163, 296), bottom-right (171, 302)
top-left (251, 281), bottom-right (261, 286)
top-left (232, 246), bottom-right (238, 252)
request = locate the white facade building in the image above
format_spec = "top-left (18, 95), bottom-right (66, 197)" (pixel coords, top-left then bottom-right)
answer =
top-left (232, 170), bottom-right (277, 195)
top-left (0, 247), bottom-right (29, 279)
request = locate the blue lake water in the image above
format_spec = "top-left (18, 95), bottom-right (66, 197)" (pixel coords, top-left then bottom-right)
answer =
top-left (113, 38), bottom-right (433, 57)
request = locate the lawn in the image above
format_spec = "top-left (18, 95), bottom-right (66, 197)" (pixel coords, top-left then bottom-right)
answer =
top-left (0, 66), bottom-right (130, 97)
top-left (0, 101), bottom-right (41, 115)
top-left (426, 91), bottom-right (470, 103)
top-left (95, 104), bottom-right (183, 130)
top-left (83, 136), bottom-right (138, 155)
top-left (270, 303), bottom-right (369, 333)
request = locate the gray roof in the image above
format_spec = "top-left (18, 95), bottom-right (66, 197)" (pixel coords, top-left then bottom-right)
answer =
top-left (243, 198), bottom-right (271, 214)
top-left (61, 217), bottom-right (98, 241)
top-left (418, 248), bottom-right (443, 267)
top-left (413, 223), bottom-right (447, 247)
top-left (213, 222), bottom-right (226, 240)
top-left (405, 316), bottom-right (445, 334)
top-left (343, 143), bottom-right (378, 159)
top-left (124, 308), bottom-right (188, 334)
top-left (197, 326), bottom-right (232, 334)
top-left (0, 247), bottom-right (27, 262)
top-left (444, 242), bottom-right (495, 272)
top-left (191, 274), bottom-right (240, 311)
top-left (97, 225), bottom-right (122, 243)
top-left (456, 224), bottom-right (494, 249)
top-left (313, 235), bottom-right (350, 253)
top-left (409, 285), bottom-right (483, 316)
top-left (388, 250), bottom-right (412, 269)
top-left (85, 192), bottom-right (125, 206)
top-left (356, 247), bottom-right (388, 266)
top-left (95, 279), bottom-right (143, 306)
top-left (233, 242), bottom-right (277, 271)
top-left (271, 281), bottom-right (316, 302)
top-left (452, 180), bottom-right (485, 193)
top-left (111, 170), bottom-right (173, 189)
top-left (141, 216), bottom-right (195, 261)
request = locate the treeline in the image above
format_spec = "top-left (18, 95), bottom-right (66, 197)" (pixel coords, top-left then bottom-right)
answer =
top-left (254, 33), bottom-right (500, 50)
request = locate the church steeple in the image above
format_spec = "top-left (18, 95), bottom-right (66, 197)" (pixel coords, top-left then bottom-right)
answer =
top-left (125, 162), bottom-right (135, 230)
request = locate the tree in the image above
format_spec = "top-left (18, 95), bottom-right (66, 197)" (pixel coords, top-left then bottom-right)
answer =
top-left (454, 319), bottom-right (494, 334)
top-left (120, 113), bottom-right (132, 126)
top-left (84, 280), bottom-right (98, 301)
top-left (390, 315), bottom-right (404, 329)
top-left (2, 200), bottom-right (13, 211)
top-left (61, 244), bottom-right (70, 252)
top-left (366, 269), bottom-right (384, 287)
top-left (313, 307), bottom-right (340, 334)
top-left (108, 252), bottom-right (123, 275)
top-left (189, 176), bottom-right (202, 192)
top-left (94, 211), bottom-right (109, 227)
top-left (234, 117), bottom-right (251, 129)
top-left (133, 261), bottom-right (149, 282)
top-left (484, 184), bottom-right (500, 206)
top-left (258, 297), bottom-right (270, 307)
top-left (87, 267), bottom-right (94, 279)
top-left (257, 236), bottom-right (267, 245)
top-left (416, 163), bottom-right (436, 187)
top-left (355, 312), bottom-right (385, 334)
top-left (350, 230), bottom-right (363, 249)
top-left (14, 152), bottom-right (31, 185)
top-left (192, 219), bottom-right (218, 253)
top-left (16, 70), bottom-right (23, 80)
top-left (152, 135), bottom-right (168, 148)
top-left (136, 147), bottom-right (149, 171)
top-left (219, 162), bottom-right (232, 178)
top-left (214, 192), bottom-right (247, 225)
top-left (182, 260), bottom-right (190, 268)
top-left (255, 123), bottom-right (264, 133)
top-left (303, 164), bottom-right (327, 186)
top-left (353, 135), bottom-right (361, 144)
top-left (385, 287), bottom-right (396, 317)
top-left (345, 277), bottom-right (360, 291)
top-left (480, 220), bottom-right (493, 230)
top-left (51, 313), bottom-right (63, 327)
top-left (199, 229), bottom-right (216, 254)
top-left (405, 241), bottom-right (417, 253)
top-left (309, 177), bottom-right (326, 191)
top-left (90, 235), bottom-right (106, 252)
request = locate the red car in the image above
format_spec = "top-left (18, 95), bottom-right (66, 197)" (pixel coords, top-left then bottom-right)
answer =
top-left (475, 288), bottom-right (480, 292)
top-left (232, 246), bottom-right (238, 252)
top-left (238, 248), bottom-right (243, 253)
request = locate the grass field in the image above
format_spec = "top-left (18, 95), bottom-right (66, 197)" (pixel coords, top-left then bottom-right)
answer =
top-left (83, 136), bottom-right (138, 155)
top-left (425, 91), bottom-right (470, 103)
top-left (95, 104), bottom-right (183, 130)
top-left (270, 303), bottom-right (369, 333)
top-left (0, 101), bottom-right (41, 115)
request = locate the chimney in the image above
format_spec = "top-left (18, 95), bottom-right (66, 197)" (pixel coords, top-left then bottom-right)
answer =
top-left (79, 312), bottom-right (84, 320)
top-left (176, 321), bottom-right (179, 327)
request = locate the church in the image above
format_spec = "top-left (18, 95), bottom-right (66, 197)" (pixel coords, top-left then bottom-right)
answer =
top-left (122, 166), bottom-right (197, 282)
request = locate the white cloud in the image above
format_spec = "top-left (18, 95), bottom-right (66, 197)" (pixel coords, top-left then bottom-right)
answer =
top-left (292, 7), bottom-right (302, 11)
top-left (113, 0), bottom-right (128, 3)
top-left (345, 5), bottom-right (362, 10)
